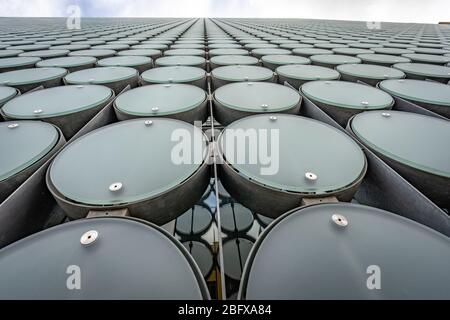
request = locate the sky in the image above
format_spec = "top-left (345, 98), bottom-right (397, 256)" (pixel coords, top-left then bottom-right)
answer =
top-left (0, 0), bottom-right (449, 24)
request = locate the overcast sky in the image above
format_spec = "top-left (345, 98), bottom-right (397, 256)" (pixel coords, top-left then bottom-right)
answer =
top-left (0, 0), bottom-right (449, 23)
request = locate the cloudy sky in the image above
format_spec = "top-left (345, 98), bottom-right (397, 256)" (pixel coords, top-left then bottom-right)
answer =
top-left (0, 0), bottom-right (449, 23)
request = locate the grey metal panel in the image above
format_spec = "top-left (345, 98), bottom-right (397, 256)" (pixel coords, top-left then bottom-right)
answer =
top-left (392, 95), bottom-right (448, 120)
top-left (299, 93), bottom-right (347, 133)
top-left (115, 97), bottom-right (209, 124)
top-left (353, 148), bottom-right (450, 237)
top-left (0, 89), bottom-right (122, 249)
top-left (304, 94), bottom-right (450, 237)
top-left (239, 203), bottom-right (450, 300)
top-left (47, 160), bottom-right (211, 224)
top-left (46, 84), bottom-right (212, 224)
top-left (1, 90), bottom-right (116, 140)
top-left (0, 131), bottom-right (66, 249)
top-left (68, 88), bottom-right (124, 143)
top-left (0, 217), bottom-right (211, 300)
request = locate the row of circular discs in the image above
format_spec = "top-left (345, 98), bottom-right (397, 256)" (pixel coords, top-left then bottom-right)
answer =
top-left (0, 110), bottom-right (449, 299)
top-left (0, 62), bottom-right (449, 124)
top-left (0, 61), bottom-right (449, 122)
top-left (1, 202), bottom-right (449, 300)
top-left (0, 19), bottom-right (450, 300)
top-left (1, 34), bottom-right (450, 68)
top-left (1, 78), bottom-right (449, 208)
top-left (0, 51), bottom-right (449, 92)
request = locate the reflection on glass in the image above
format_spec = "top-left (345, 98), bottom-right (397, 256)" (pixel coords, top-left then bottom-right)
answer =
top-left (218, 179), bottom-right (279, 299)
top-left (176, 205), bottom-right (214, 237)
top-left (173, 179), bottom-right (222, 299)
top-left (182, 240), bottom-right (215, 279)
top-left (220, 203), bottom-right (254, 235)
top-left (222, 236), bottom-right (255, 299)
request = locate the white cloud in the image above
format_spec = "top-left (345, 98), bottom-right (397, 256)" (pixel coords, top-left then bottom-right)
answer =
top-left (0, 0), bottom-right (69, 17)
top-left (90, 0), bottom-right (211, 18)
top-left (0, 0), bottom-right (449, 23)
top-left (213, 0), bottom-right (450, 23)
